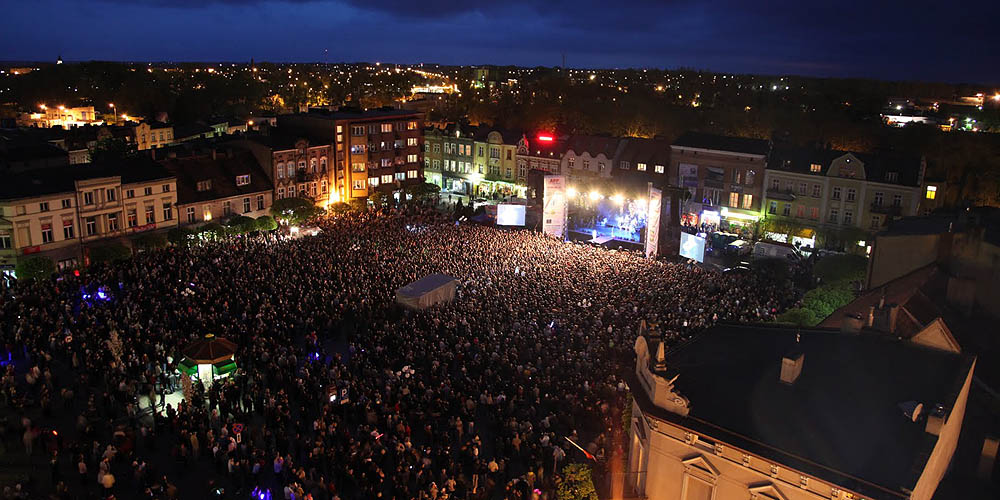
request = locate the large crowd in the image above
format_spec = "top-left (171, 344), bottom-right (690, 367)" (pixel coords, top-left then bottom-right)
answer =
top-left (0, 210), bottom-right (795, 500)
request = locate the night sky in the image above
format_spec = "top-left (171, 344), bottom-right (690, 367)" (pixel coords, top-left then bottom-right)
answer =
top-left (7, 0), bottom-right (998, 83)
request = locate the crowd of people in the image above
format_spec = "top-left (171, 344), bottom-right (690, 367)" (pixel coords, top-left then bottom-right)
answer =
top-left (0, 208), bottom-right (795, 500)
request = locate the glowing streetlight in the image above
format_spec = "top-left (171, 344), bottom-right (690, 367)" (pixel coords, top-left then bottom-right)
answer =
top-left (589, 190), bottom-right (601, 202)
top-left (566, 187), bottom-right (577, 198)
top-left (39, 104), bottom-right (47, 110)
top-left (58, 105), bottom-right (65, 110)
top-left (247, 120), bottom-right (254, 127)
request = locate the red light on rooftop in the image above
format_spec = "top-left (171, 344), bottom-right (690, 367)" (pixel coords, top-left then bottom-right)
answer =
top-left (537, 134), bottom-right (554, 142)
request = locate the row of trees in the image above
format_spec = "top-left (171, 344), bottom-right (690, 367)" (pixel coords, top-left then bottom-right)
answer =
top-left (776, 254), bottom-right (868, 326)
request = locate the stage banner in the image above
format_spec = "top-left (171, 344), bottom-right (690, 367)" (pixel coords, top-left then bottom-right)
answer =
top-left (645, 184), bottom-right (662, 259)
top-left (542, 175), bottom-right (567, 240)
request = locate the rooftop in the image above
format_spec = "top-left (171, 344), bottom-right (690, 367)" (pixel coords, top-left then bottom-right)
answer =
top-left (672, 131), bottom-right (770, 156)
top-left (768, 146), bottom-right (923, 187)
top-left (302, 106), bottom-right (422, 121)
top-left (0, 156), bottom-right (174, 200)
top-left (634, 323), bottom-right (972, 499)
top-left (159, 150), bottom-right (273, 205)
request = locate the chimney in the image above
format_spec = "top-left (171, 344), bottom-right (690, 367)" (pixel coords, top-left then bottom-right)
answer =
top-left (871, 302), bottom-right (900, 334)
top-left (654, 342), bottom-right (666, 371)
top-left (779, 349), bottom-right (804, 385)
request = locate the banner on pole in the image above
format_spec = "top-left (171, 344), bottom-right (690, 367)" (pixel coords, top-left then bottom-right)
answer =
top-left (645, 184), bottom-right (662, 259)
top-left (542, 175), bottom-right (567, 240)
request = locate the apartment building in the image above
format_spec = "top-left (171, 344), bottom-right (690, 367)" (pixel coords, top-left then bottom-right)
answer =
top-left (473, 128), bottom-right (523, 199)
top-left (231, 132), bottom-right (333, 205)
top-left (134, 121), bottom-right (175, 150)
top-left (159, 149), bottom-right (273, 226)
top-left (424, 124), bottom-right (476, 196)
top-left (277, 107), bottom-right (424, 202)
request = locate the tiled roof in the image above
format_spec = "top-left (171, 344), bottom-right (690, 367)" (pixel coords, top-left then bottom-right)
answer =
top-left (159, 151), bottom-right (273, 205)
top-left (672, 131), bottom-right (770, 156)
top-left (768, 147), bottom-right (923, 187)
top-left (0, 156), bottom-right (174, 200)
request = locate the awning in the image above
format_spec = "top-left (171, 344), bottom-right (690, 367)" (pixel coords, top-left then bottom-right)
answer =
top-left (177, 358), bottom-right (197, 376)
top-left (212, 359), bottom-right (238, 376)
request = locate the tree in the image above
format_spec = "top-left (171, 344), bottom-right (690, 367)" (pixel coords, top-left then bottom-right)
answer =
top-left (167, 227), bottom-right (195, 246)
top-left (15, 256), bottom-right (55, 281)
top-left (775, 307), bottom-right (820, 327)
top-left (89, 137), bottom-right (137, 164)
top-left (226, 215), bottom-right (257, 235)
top-left (349, 198), bottom-right (368, 212)
top-left (369, 191), bottom-right (389, 209)
top-left (134, 232), bottom-right (168, 250)
top-left (557, 463), bottom-right (598, 500)
top-left (404, 182), bottom-right (441, 202)
top-left (270, 197), bottom-right (321, 225)
top-left (255, 215), bottom-right (278, 231)
top-left (328, 202), bottom-right (352, 215)
top-left (198, 222), bottom-right (226, 240)
top-left (88, 243), bottom-right (132, 264)
top-left (814, 254), bottom-right (867, 284)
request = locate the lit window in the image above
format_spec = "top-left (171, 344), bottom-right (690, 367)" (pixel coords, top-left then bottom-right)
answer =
top-left (236, 174), bottom-right (250, 186)
top-left (369, 177), bottom-right (380, 187)
top-left (637, 163), bottom-right (646, 171)
top-left (655, 165), bottom-right (665, 174)
top-left (926, 185), bottom-right (937, 200)
top-left (809, 163), bottom-right (821, 173)
top-left (741, 194), bottom-right (753, 209)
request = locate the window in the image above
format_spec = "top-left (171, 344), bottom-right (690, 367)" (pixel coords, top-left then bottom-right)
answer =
top-left (490, 147), bottom-right (500, 159)
top-left (287, 164), bottom-right (295, 178)
top-left (745, 170), bottom-right (755, 185)
top-left (506, 150), bottom-right (512, 160)
top-left (810, 207), bottom-right (819, 219)
top-left (381, 158), bottom-right (392, 168)
top-left (844, 210), bottom-right (853, 225)
top-left (598, 162), bottom-right (605, 172)
top-left (732, 170), bottom-right (741, 184)
top-left (0, 234), bottom-right (9, 249)
top-left (368, 177), bottom-right (380, 188)
top-left (84, 192), bottom-right (94, 205)
top-left (812, 184), bottom-right (821, 197)
top-left (782, 203), bottom-right (791, 216)
top-left (620, 161), bottom-right (630, 170)
top-left (203, 206), bottom-right (212, 221)
top-left (197, 180), bottom-right (212, 192)
top-left (832, 186), bottom-right (841, 200)
top-left (846, 188), bottom-right (856, 202)
top-left (381, 174), bottom-right (392, 184)
top-left (107, 213), bottom-right (119, 232)
top-left (144, 205), bottom-right (155, 224)
top-left (243, 197), bottom-right (251, 213)
top-left (729, 192), bottom-right (739, 207)
top-left (163, 203), bottom-right (172, 221)
top-left (277, 163), bottom-right (285, 179)
top-left (236, 175), bottom-right (250, 186)
top-left (407, 154), bottom-right (418, 163)
top-left (769, 201), bottom-right (777, 214)
top-left (655, 165), bottom-right (665, 174)
top-left (810, 163), bottom-right (822, 173)
top-left (478, 146), bottom-right (484, 156)
top-left (432, 143), bottom-right (441, 153)
top-left (309, 158), bottom-right (316, 172)
top-left (352, 179), bottom-right (366, 190)
top-left (223, 201), bottom-right (232, 216)
top-left (277, 187), bottom-right (285, 199)
top-left (320, 157), bottom-right (327, 170)
top-left (798, 183), bottom-right (807, 195)
top-left (741, 194), bottom-right (753, 209)
top-left (351, 125), bottom-right (364, 136)
top-left (926, 186), bottom-right (937, 200)
top-left (892, 194), bottom-right (902, 207)
top-left (568, 157), bottom-right (575, 168)
top-left (771, 179), bottom-right (780, 190)
top-left (352, 162), bottom-right (365, 172)
top-left (350, 144), bottom-right (366, 154)
top-left (796, 205), bottom-right (805, 218)
top-left (887, 171), bottom-right (899, 183)
top-left (407, 121), bottom-right (417, 130)
top-left (186, 207), bottom-right (196, 223)
top-left (61, 199), bottom-right (71, 209)
top-left (637, 162), bottom-right (646, 172)
top-left (62, 221), bottom-right (74, 239)
top-left (407, 170), bottom-right (417, 179)
top-left (380, 123), bottom-right (392, 133)
top-left (395, 172), bottom-right (406, 181)
top-left (873, 191), bottom-right (884, 206)
top-left (39, 201), bottom-right (49, 212)
top-left (829, 208), bottom-right (839, 223)
top-left (162, 184), bottom-right (171, 192)
top-left (41, 224), bottom-right (53, 243)
top-left (143, 187), bottom-right (152, 196)
top-left (127, 208), bottom-right (138, 227)
top-left (126, 189), bottom-right (135, 198)
top-left (871, 215), bottom-right (881, 228)
top-left (407, 137), bottom-right (417, 147)
top-left (257, 195), bottom-right (265, 210)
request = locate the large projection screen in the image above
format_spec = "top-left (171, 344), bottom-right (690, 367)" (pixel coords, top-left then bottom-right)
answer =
top-left (679, 232), bottom-right (707, 263)
top-left (497, 204), bottom-right (526, 226)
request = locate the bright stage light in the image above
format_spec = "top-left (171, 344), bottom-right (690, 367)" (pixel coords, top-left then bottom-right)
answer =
top-left (566, 187), bottom-right (577, 198)
top-left (589, 191), bottom-right (601, 201)
top-left (611, 194), bottom-right (624, 205)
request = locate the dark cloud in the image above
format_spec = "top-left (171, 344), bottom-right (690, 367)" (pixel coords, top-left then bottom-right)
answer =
top-left (5, 0), bottom-right (998, 82)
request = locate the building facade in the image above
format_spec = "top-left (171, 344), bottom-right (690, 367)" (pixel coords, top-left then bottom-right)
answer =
top-left (473, 128), bottom-right (523, 199)
top-left (560, 135), bottom-right (621, 186)
top-left (234, 134), bottom-right (333, 205)
top-left (424, 124), bottom-right (476, 196)
top-left (134, 122), bottom-right (174, 150)
top-left (0, 159), bottom-right (177, 275)
top-left (160, 150), bottom-right (274, 227)
top-left (21, 105), bottom-right (101, 128)
top-left (277, 107), bottom-right (424, 202)
top-left (763, 147), bottom-right (925, 248)
top-left (627, 325), bottom-right (974, 500)
top-left (670, 131), bottom-right (769, 229)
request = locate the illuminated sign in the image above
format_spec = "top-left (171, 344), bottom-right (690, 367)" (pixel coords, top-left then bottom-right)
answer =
top-left (680, 232), bottom-right (706, 263)
top-left (537, 134), bottom-right (554, 142)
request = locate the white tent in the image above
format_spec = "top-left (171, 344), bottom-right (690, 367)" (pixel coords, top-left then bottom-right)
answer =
top-left (396, 273), bottom-right (458, 310)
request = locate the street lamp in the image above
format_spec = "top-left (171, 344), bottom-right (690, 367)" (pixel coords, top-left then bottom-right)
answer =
top-left (109, 103), bottom-right (115, 125)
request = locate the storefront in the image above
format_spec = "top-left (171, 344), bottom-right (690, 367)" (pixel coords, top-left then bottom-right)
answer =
top-left (700, 207), bottom-right (760, 230)
top-left (478, 180), bottom-right (526, 200)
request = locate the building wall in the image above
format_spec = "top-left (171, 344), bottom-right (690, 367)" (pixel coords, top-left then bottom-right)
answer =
top-left (910, 359), bottom-right (975, 500)
top-left (3, 192), bottom-right (81, 268)
top-left (561, 150), bottom-right (613, 182)
top-left (135, 123), bottom-right (174, 150)
top-left (272, 144), bottom-right (332, 204)
top-left (867, 233), bottom-right (942, 289)
top-left (673, 147), bottom-right (765, 225)
top-left (630, 405), bottom-right (866, 500)
top-left (178, 191), bottom-right (272, 226)
top-left (120, 179), bottom-right (179, 235)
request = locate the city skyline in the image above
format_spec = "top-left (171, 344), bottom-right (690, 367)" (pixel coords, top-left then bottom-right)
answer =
top-left (8, 0), bottom-right (999, 83)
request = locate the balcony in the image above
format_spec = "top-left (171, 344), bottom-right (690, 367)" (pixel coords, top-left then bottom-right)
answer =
top-left (870, 203), bottom-right (902, 215)
top-left (766, 188), bottom-right (796, 201)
